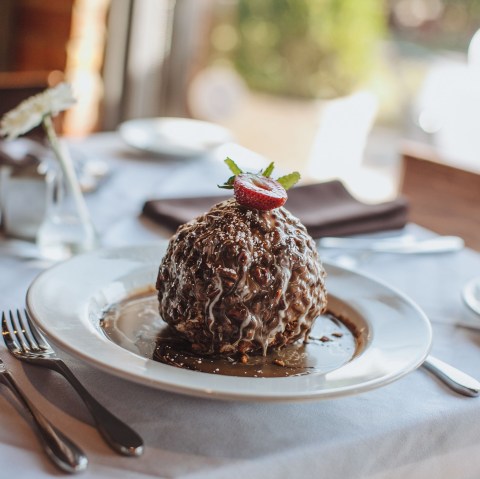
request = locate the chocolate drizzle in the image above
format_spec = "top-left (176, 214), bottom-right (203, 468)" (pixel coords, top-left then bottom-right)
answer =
top-left (156, 199), bottom-right (327, 356)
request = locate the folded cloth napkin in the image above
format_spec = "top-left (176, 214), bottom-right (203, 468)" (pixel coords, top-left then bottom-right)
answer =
top-left (142, 180), bottom-right (409, 238)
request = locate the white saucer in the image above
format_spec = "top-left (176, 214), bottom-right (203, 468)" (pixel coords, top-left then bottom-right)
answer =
top-left (118, 117), bottom-right (233, 158)
top-left (463, 276), bottom-right (480, 316)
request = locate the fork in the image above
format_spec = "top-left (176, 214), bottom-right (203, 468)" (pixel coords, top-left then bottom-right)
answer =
top-left (2, 309), bottom-right (144, 457)
top-left (0, 356), bottom-right (88, 473)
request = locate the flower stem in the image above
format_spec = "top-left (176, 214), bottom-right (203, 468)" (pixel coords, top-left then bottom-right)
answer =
top-left (42, 115), bottom-right (92, 227)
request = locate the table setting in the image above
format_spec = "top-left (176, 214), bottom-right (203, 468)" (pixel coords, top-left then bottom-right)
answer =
top-left (1, 84), bottom-right (480, 478)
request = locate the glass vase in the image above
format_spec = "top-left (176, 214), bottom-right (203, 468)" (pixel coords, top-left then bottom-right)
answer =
top-left (36, 161), bottom-right (98, 261)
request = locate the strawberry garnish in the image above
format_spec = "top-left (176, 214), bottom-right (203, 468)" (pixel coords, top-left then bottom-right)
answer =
top-left (234, 174), bottom-right (287, 210)
top-left (218, 157), bottom-right (300, 211)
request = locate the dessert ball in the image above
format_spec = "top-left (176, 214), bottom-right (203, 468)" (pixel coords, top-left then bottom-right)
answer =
top-left (156, 198), bottom-right (327, 356)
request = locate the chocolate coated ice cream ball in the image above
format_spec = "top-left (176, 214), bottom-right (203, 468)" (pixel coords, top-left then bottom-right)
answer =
top-left (156, 198), bottom-right (327, 356)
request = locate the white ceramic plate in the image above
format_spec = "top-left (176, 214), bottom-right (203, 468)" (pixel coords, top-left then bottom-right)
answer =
top-left (118, 117), bottom-right (233, 157)
top-left (26, 244), bottom-right (432, 402)
top-left (463, 276), bottom-right (480, 316)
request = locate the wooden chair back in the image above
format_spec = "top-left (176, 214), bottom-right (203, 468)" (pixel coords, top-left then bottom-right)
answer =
top-left (400, 143), bottom-right (480, 251)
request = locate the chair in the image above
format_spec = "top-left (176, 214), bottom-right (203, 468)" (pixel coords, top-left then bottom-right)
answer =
top-left (0, 71), bottom-right (51, 108)
top-left (399, 140), bottom-right (480, 251)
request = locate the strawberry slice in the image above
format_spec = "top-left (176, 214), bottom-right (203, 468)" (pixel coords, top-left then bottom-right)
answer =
top-left (233, 173), bottom-right (287, 211)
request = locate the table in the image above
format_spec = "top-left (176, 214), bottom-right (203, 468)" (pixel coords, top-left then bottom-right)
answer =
top-left (1, 132), bottom-right (480, 479)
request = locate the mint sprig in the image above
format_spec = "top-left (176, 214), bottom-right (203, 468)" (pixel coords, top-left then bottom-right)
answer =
top-left (218, 175), bottom-right (235, 189)
top-left (225, 157), bottom-right (243, 175)
top-left (218, 157), bottom-right (300, 191)
top-left (261, 162), bottom-right (274, 178)
top-left (277, 172), bottom-right (301, 190)
top-left (218, 158), bottom-right (242, 189)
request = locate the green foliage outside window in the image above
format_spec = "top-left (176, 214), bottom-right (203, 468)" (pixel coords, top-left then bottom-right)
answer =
top-left (232, 0), bottom-right (386, 99)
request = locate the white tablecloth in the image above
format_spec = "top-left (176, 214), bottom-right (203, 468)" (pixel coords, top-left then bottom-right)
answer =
top-left (1, 133), bottom-right (480, 479)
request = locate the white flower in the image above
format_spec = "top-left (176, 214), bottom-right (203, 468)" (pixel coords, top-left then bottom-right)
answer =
top-left (44, 82), bottom-right (77, 116)
top-left (0, 82), bottom-right (76, 140)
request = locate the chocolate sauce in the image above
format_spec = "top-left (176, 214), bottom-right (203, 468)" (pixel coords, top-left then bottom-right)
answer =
top-left (100, 289), bottom-right (366, 378)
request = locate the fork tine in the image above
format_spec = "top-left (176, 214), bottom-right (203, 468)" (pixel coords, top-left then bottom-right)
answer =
top-left (9, 309), bottom-right (34, 353)
top-left (14, 309), bottom-right (43, 352)
top-left (21, 309), bottom-right (51, 351)
top-left (2, 311), bottom-right (22, 354)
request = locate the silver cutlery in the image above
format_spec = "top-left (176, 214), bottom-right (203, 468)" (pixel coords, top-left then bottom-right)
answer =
top-left (317, 235), bottom-right (464, 254)
top-left (2, 309), bottom-right (144, 457)
top-left (0, 356), bottom-right (88, 473)
top-left (423, 356), bottom-right (480, 397)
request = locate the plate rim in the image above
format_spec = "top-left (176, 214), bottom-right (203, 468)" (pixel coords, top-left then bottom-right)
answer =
top-left (26, 243), bottom-right (432, 402)
top-left (118, 117), bottom-right (233, 157)
top-left (462, 276), bottom-right (480, 316)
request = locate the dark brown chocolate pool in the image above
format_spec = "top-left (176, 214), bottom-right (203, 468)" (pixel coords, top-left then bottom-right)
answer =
top-left (100, 290), bottom-right (364, 378)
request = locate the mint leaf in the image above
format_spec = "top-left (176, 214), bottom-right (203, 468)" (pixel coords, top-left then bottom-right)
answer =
top-left (262, 162), bottom-right (275, 178)
top-left (220, 158), bottom-right (299, 193)
top-left (218, 175), bottom-right (235, 190)
top-left (224, 157), bottom-right (243, 175)
top-left (277, 172), bottom-right (300, 190)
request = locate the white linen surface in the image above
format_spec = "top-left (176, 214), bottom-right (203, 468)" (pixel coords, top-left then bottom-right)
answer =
top-left (0, 133), bottom-right (479, 479)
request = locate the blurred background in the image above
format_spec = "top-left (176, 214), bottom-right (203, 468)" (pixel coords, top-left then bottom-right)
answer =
top-left (1, 0), bottom-right (480, 201)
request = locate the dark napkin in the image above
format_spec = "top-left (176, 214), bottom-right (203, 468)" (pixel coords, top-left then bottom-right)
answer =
top-left (142, 180), bottom-right (409, 238)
